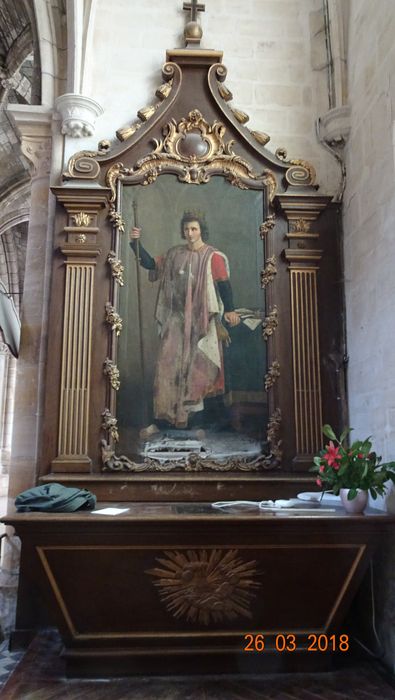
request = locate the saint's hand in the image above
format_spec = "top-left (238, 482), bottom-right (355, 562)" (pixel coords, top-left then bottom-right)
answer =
top-left (129, 226), bottom-right (141, 241)
top-left (224, 311), bottom-right (241, 327)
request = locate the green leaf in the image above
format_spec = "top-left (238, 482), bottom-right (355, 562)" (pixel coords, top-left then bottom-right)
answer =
top-left (322, 424), bottom-right (337, 441)
top-left (348, 488), bottom-right (357, 500)
top-left (313, 456), bottom-right (322, 467)
top-left (340, 427), bottom-right (352, 443)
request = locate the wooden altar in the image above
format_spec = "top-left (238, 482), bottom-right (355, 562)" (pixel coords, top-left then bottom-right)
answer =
top-left (4, 504), bottom-right (394, 676)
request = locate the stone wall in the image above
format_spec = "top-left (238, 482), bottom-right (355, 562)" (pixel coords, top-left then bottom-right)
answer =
top-left (344, 0), bottom-right (395, 671)
top-left (63, 0), bottom-right (339, 195)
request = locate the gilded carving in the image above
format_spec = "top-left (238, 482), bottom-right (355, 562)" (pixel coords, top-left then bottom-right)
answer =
top-left (285, 159), bottom-right (316, 187)
top-left (63, 141), bottom-right (110, 180)
top-left (218, 83), bottom-right (233, 101)
top-left (105, 302), bottom-right (123, 336)
top-left (264, 360), bottom-right (281, 391)
top-left (101, 441), bottom-right (277, 472)
top-left (232, 108), bottom-right (249, 124)
top-left (107, 251), bottom-right (124, 286)
top-left (116, 122), bottom-right (142, 142)
top-left (105, 110), bottom-right (276, 201)
top-left (267, 408), bottom-right (282, 463)
top-left (146, 549), bottom-right (260, 625)
top-left (106, 163), bottom-right (125, 203)
top-left (250, 130), bottom-right (270, 146)
top-left (260, 255), bottom-right (277, 288)
top-left (108, 207), bottom-right (125, 233)
top-left (101, 408), bottom-right (119, 443)
top-left (156, 79), bottom-right (173, 101)
top-left (274, 148), bottom-right (316, 187)
top-left (291, 218), bottom-right (311, 233)
top-left (262, 306), bottom-right (278, 341)
top-left (71, 212), bottom-right (92, 227)
top-left (137, 104), bottom-right (158, 122)
top-left (103, 358), bottom-right (120, 391)
top-left (259, 213), bottom-right (276, 239)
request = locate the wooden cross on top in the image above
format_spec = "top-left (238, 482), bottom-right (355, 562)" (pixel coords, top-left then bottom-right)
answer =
top-left (183, 0), bottom-right (205, 22)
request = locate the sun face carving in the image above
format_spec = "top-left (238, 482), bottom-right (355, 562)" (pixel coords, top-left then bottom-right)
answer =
top-left (146, 548), bottom-right (261, 625)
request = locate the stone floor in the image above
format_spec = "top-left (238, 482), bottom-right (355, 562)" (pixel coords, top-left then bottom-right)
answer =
top-left (1, 629), bottom-right (395, 699)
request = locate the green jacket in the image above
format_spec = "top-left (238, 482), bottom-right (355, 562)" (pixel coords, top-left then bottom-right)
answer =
top-left (15, 483), bottom-right (96, 512)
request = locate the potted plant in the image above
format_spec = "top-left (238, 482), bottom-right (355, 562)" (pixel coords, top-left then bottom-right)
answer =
top-left (310, 425), bottom-right (395, 513)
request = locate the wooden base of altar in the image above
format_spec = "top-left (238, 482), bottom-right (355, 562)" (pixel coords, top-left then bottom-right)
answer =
top-left (3, 503), bottom-right (393, 677)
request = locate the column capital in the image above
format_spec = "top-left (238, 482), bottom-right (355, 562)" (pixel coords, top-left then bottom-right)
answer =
top-left (7, 105), bottom-right (53, 179)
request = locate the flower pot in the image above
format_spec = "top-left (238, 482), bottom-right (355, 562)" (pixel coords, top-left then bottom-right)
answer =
top-left (340, 488), bottom-right (368, 514)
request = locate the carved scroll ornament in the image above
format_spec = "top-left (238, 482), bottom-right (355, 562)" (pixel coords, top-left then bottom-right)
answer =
top-left (275, 148), bottom-right (316, 187)
top-left (105, 110), bottom-right (277, 202)
top-left (101, 441), bottom-right (278, 473)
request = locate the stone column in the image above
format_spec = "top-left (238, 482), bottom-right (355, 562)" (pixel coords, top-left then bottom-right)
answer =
top-left (6, 107), bottom-right (54, 501)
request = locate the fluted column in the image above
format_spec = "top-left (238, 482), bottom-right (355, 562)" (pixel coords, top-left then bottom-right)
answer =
top-left (276, 194), bottom-right (331, 465)
top-left (51, 188), bottom-right (108, 472)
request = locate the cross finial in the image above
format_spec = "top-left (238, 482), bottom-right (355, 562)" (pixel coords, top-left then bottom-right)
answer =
top-left (183, 0), bottom-right (205, 22)
top-left (183, 1), bottom-right (205, 46)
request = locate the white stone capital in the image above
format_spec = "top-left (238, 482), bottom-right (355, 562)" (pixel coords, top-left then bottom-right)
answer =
top-left (6, 105), bottom-right (53, 179)
top-left (55, 93), bottom-right (104, 138)
top-left (317, 106), bottom-right (351, 149)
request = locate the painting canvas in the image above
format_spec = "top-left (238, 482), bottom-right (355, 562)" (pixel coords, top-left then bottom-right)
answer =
top-left (116, 174), bottom-right (268, 466)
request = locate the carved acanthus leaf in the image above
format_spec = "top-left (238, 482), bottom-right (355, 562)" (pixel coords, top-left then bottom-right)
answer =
top-left (71, 212), bottom-right (92, 227)
top-left (291, 218), bottom-right (311, 233)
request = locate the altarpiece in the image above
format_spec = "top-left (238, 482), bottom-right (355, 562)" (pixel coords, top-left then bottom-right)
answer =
top-left (4, 8), bottom-right (381, 678)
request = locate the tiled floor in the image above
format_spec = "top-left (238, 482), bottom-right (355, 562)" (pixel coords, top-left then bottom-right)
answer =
top-left (0, 638), bottom-right (23, 688)
top-left (1, 629), bottom-right (395, 699)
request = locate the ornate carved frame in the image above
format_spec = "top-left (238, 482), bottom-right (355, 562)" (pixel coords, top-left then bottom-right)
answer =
top-left (45, 48), bottom-right (344, 495)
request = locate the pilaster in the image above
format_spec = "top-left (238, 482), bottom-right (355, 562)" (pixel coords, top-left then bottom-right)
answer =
top-left (51, 186), bottom-right (110, 472)
top-left (276, 194), bottom-right (331, 467)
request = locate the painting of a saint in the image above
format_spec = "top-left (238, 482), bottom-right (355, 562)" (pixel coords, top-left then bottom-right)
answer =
top-left (117, 176), bottom-right (268, 464)
top-left (129, 211), bottom-right (240, 430)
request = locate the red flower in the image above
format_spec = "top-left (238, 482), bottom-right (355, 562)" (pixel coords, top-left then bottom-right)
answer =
top-left (319, 465), bottom-right (325, 473)
top-left (357, 453), bottom-right (364, 459)
top-left (323, 441), bottom-right (341, 467)
top-left (316, 478), bottom-right (322, 487)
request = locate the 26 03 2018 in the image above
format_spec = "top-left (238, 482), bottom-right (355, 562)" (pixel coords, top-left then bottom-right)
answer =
top-left (243, 634), bottom-right (350, 653)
